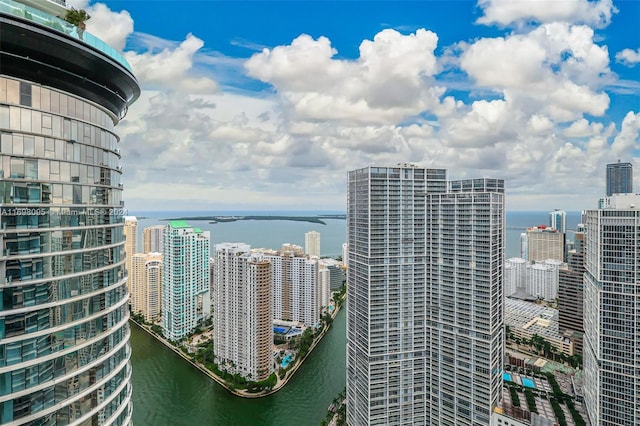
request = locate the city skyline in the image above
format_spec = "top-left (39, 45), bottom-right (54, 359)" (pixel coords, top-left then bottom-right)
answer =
top-left (67, 0), bottom-right (640, 212)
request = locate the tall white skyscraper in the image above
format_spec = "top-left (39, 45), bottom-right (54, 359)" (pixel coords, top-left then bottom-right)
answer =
top-left (305, 230), bottom-right (321, 257)
top-left (162, 221), bottom-right (210, 341)
top-left (143, 225), bottom-right (165, 253)
top-left (124, 216), bottom-right (138, 304)
top-left (583, 194), bottom-right (640, 426)
top-left (213, 243), bottom-right (273, 381)
top-left (347, 165), bottom-right (505, 425)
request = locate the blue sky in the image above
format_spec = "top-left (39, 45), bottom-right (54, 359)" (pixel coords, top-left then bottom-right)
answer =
top-left (72, 0), bottom-right (640, 211)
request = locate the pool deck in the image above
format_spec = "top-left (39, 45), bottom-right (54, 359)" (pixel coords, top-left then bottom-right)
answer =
top-left (503, 370), bottom-right (552, 393)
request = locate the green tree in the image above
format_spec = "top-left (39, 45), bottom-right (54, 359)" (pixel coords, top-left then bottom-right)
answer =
top-left (64, 7), bottom-right (90, 39)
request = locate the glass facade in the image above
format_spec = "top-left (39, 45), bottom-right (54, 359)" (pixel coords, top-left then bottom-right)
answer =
top-left (0, 73), bottom-right (132, 425)
top-left (583, 199), bottom-right (640, 426)
top-left (346, 167), bottom-right (505, 426)
top-left (0, 2), bottom-right (138, 422)
top-left (605, 161), bottom-right (633, 197)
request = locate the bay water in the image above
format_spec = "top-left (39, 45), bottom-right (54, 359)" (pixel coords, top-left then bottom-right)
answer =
top-left (129, 210), bottom-right (581, 425)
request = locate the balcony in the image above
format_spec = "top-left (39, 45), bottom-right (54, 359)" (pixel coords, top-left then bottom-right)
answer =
top-left (0, 0), bottom-right (132, 72)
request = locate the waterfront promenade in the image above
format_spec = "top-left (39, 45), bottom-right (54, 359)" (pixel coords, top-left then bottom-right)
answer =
top-left (131, 298), bottom-right (344, 398)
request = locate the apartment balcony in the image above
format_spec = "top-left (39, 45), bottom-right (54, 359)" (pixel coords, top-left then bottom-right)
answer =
top-left (0, 0), bottom-right (140, 118)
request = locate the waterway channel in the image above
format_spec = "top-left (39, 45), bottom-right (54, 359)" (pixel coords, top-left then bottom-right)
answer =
top-left (130, 305), bottom-right (347, 426)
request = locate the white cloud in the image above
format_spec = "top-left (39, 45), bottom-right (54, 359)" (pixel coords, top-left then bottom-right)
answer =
top-left (460, 23), bottom-right (611, 122)
top-left (611, 112), bottom-right (640, 156)
top-left (85, 0), bottom-right (635, 212)
top-left (563, 118), bottom-right (592, 138)
top-left (476, 0), bottom-right (617, 28)
top-left (616, 48), bottom-right (640, 66)
top-left (245, 29), bottom-right (442, 124)
top-left (85, 3), bottom-right (133, 51)
top-left (124, 34), bottom-right (218, 92)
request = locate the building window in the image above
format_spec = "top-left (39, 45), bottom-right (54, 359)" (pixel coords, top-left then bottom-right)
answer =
top-left (19, 82), bottom-right (32, 107)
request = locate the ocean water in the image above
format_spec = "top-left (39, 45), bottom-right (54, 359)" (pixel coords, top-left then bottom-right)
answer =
top-left (130, 210), bottom-right (347, 257)
top-left (504, 211), bottom-right (582, 258)
top-left (128, 210), bottom-right (582, 260)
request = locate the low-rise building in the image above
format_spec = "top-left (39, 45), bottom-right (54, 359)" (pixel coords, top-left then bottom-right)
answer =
top-left (505, 298), bottom-right (574, 356)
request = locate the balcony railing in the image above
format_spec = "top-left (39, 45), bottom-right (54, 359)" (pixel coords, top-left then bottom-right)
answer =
top-left (0, 0), bottom-right (133, 72)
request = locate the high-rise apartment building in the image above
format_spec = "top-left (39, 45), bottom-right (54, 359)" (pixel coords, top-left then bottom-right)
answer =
top-left (213, 243), bottom-right (273, 381)
top-left (162, 221), bottom-right (210, 341)
top-left (505, 257), bottom-right (527, 297)
top-left (258, 244), bottom-right (320, 327)
top-left (583, 194), bottom-right (640, 426)
top-left (505, 257), bottom-right (561, 301)
top-left (305, 230), bottom-right (321, 257)
top-left (0, 1), bottom-right (139, 423)
top-left (526, 226), bottom-right (564, 262)
top-left (124, 216), bottom-right (137, 303)
top-left (131, 252), bottom-right (163, 322)
top-left (527, 259), bottom-right (562, 301)
top-left (346, 165), bottom-right (504, 425)
top-left (549, 209), bottom-right (566, 233)
top-left (142, 224), bottom-right (164, 254)
top-left (318, 264), bottom-right (331, 308)
top-left (605, 160), bottom-right (633, 196)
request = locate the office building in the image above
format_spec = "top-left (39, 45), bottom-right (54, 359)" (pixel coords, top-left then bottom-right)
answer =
top-left (526, 226), bottom-right (564, 262)
top-left (131, 252), bottom-right (163, 323)
top-left (558, 229), bottom-right (585, 351)
top-left (258, 244), bottom-right (320, 327)
top-left (549, 209), bottom-right (567, 233)
top-left (162, 221), bottom-right (210, 341)
top-left (213, 243), bottom-right (273, 381)
top-left (305, 230), bottom-right (321, 257)
top-left (0, 0), bottom-right (139, 423)
top-left (142, 225), bottom-right (164, 254)
top-left (124, 216), bottom-right (137, 303)
top-left (346, 165), bottom-right (504, 425)
top-left (583, 194), bottom-right (640, 426)
top-left (605, 160), bottom-right (633, 196)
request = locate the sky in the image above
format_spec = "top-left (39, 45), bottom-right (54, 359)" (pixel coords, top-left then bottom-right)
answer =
top-left (68, 0), bottom-right (640, 212)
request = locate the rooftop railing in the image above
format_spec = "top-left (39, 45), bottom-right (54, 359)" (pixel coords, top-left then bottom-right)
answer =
top-left (0, 0), bottom-right (133, 72)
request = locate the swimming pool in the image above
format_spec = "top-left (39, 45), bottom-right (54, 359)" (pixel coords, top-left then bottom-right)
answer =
top-left (274, 326), bottom-right (287, 334)
top-left (281, 354), bottom-right (293, 368)
top-left (521, 377), bottom-right (535, 388)
top-left (503, 372), bottom-right (512, 382)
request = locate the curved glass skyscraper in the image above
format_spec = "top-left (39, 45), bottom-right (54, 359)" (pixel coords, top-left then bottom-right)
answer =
top-left (0, 0), bottom-right (139, 424)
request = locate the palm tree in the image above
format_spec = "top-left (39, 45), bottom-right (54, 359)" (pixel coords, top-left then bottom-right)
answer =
top-left (64, 8), bottom-right (90, 38)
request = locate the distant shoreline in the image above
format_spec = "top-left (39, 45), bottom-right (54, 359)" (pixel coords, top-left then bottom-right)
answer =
top-left (161, 215), bottom-right (346, 225)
